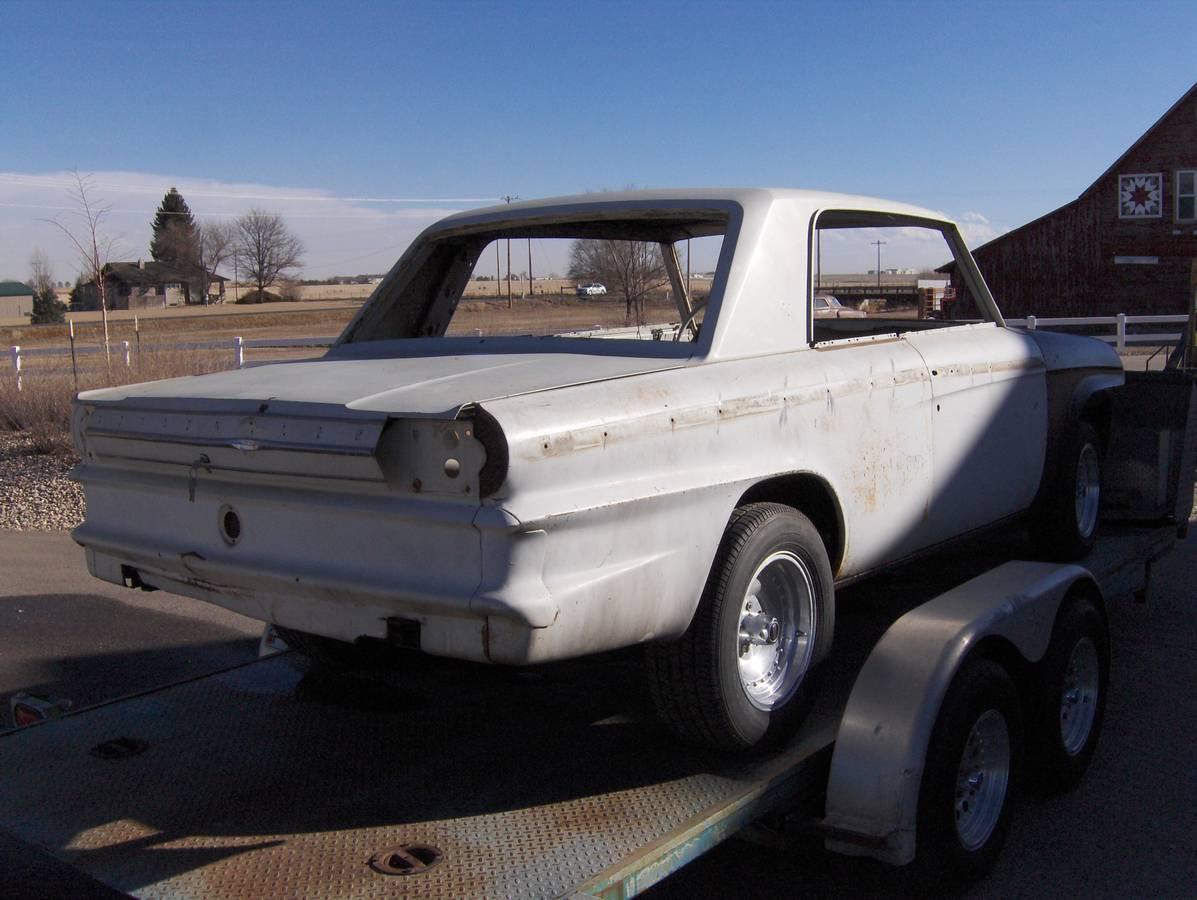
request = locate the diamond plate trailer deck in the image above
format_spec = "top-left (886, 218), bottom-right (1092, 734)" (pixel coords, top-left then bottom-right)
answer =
top-left (0, 525), bottom-right (1177, 900)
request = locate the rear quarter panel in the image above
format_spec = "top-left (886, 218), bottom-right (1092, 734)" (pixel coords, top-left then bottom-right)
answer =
top-left (481, 340), bottom-right (938, 658)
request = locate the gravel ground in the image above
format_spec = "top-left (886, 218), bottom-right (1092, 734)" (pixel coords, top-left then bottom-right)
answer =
top-left (0, 432), bottom-right (85, 531)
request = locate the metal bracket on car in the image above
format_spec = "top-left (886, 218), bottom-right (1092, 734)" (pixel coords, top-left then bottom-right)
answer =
top-left (188, 453), bottom-right (212, 502)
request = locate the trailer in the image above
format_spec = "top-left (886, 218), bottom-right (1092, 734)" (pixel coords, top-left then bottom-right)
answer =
top-left (1, 375), bottom-right (1192, 898)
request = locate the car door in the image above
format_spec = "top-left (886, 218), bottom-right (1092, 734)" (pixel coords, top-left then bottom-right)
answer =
top-left (902, 323), bottom-right (1048, 539)
top-left (805, 336), bottom-right (937, 574)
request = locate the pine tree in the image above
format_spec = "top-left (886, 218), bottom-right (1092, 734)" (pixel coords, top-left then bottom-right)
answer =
top-left (149, 187), bottom-right (198, 263)
top-left (30, 285), bottom-right (66, 324)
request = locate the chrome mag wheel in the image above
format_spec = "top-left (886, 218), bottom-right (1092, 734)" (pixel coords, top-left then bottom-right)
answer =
top-left (1075, 442), bottom-right (1101, 540)
top-left (736, 550), bottom-right (817, 711)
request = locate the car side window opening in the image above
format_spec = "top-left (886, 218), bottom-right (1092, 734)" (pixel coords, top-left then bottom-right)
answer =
top-left (810, 210), bottom-right (995, 346)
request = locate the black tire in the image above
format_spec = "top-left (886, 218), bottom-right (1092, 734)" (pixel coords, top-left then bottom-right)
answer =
top-left (1027, 595), bottom-right (1109, 793)
top-left (912, 658), bottom-right (1023, 888)
top-left (274, 625), bottom-right (363, 669)
top-left (1034, 420), bottom-right (1102, 561)
top-left (646, 503), bottom-right (835, 752)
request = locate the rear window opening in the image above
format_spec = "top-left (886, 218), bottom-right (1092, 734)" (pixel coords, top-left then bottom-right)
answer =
top-left (341, 211), bottom-right (729, 350)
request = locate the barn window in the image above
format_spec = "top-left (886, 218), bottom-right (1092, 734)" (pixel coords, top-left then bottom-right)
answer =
top-left (1176, 171), bottom-right (1196, 221)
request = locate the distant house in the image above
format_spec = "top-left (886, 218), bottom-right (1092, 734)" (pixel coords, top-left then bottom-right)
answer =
top-left (0, 281), bottom-right (35, 321)
top-left (942, 82), bottom-right (1197, 318)
top-left (74, 261), bottom-right (227, 311)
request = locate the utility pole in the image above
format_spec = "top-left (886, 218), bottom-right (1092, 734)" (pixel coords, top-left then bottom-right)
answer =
top-left (816, 230), bottom-right (821, 290)
top-left (495, 242), bottom-right (501, 298)
top-left (527, 238), bottom-right (533, 299)
top-left (502, 195), bottom-right (519, 308)
top-left (872, 240), bottom-right (886, 291)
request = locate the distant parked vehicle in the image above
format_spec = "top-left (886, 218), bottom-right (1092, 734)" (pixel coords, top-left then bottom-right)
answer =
top-left (814, 295), bottom-right (866, 319)
top-left (576, 283), bottom-right (607, 297)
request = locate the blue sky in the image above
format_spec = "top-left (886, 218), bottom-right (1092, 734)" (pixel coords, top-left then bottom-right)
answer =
top-left (2, 0), bottom-right (1195, 279)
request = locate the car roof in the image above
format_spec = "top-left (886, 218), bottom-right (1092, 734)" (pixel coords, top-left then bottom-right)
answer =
top-left (431, 188), bottom-right (950, 232)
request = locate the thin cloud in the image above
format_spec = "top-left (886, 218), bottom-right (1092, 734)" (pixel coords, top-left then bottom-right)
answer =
top-left (0, 170), bottom-right (489, 280)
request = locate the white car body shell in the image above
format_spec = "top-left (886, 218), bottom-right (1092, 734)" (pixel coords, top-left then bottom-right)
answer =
top-left (71, 189), bottom-right (1124, 665)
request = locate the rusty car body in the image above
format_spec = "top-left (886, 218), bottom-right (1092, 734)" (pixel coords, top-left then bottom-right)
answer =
top-left (71, 189), bottom-right (1124, 749)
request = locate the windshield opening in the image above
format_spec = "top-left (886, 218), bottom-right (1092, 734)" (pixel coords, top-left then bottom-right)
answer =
top-left (341, 212), bottom-right (728, 349)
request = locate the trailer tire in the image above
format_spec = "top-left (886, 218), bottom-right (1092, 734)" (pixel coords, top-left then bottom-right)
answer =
top-left (912, 658), bottom-right (1022, 888)
top-left (1034, 420), bottom-right (1102, 561)
top-left (647, 503), bottom-right (834, 752)
top-left (1028, 596), bottom-right (1109, 793)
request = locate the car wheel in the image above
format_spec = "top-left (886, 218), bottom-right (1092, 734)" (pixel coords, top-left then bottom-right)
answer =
top-left (274, 625), bottom-right (364, 669)
top-left (911, 658), bottom-right (1023, 887)
top-left (647, 503), bottom-right (834, 751)
top-left (1027, 595), bottom-right (1109, 793)
top-left (1034, 420), bottom-right (1102, 560)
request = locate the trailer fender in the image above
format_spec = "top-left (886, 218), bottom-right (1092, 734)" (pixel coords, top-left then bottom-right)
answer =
top-left (822, 560), bottom-right (1099, 865)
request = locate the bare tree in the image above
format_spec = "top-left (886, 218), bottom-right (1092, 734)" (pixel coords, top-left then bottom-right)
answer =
top-left (568, 239), bottom-right (669, 325)
top-left (194, 220), bottom-right (235, 305)
top-left (28, 249), bottom-right (53, 295)
top-left (235, 209), bottom-right (304, 301)
top-left (44, 171), bottom-right (117, 367)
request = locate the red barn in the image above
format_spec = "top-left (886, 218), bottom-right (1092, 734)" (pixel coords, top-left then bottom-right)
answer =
top-left (946, 83), bottom-right (1197, 318)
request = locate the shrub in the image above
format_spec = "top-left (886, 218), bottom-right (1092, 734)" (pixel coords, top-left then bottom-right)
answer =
top-left (235, 290), bottom-right (282, 304)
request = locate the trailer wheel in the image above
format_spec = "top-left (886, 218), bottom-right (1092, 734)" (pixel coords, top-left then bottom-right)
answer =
top-left (1028, 597), bottom-right (1109, 793)
top-left (1035, 420), bottom-right (1102, 560)
top-left (913, 658), bottom-right (1022, 887)
top-left (647, 503), bottom-right (834, 751)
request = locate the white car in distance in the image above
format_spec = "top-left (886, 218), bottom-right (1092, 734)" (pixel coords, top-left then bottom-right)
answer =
top-left (814, 294), bottom-right (867, 318)
top-left (71, 189), bottom-right (1123, 751)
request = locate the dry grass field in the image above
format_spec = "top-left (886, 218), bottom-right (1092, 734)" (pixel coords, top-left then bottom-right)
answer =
top-left (4, 279), bottom-right (714, 349)
top-left (0, 286), bottom-right (703, 452)
top-left (2, 289), bottom-right (704, 382)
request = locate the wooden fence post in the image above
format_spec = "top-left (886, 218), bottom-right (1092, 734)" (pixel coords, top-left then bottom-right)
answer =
top-left (10, 345), bottom-right (20, 392)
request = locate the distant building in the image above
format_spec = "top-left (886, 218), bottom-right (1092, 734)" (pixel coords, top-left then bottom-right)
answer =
top-left (943, 82), bottom-right (1197, 318)
top-left (0, 281), bottom-right (35, 321)
top-left (74, 261), bottom-right (226, 311)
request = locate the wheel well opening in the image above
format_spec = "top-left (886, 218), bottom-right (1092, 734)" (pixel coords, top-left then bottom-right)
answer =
top-left (738, 475), bottom-right (845, 573)
top-left (1081, 392), bottom-right (1113, 452)
top-left (1053, 578), bottom-right (1108, 633)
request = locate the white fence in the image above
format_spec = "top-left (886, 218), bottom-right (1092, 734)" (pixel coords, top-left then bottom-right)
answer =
top-left (5, 314), bottom-right (1191, 391)
top-left (7, 336), bottom-right (339, 391)
top-left (1004, 313), bottom-right (1189, 352)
